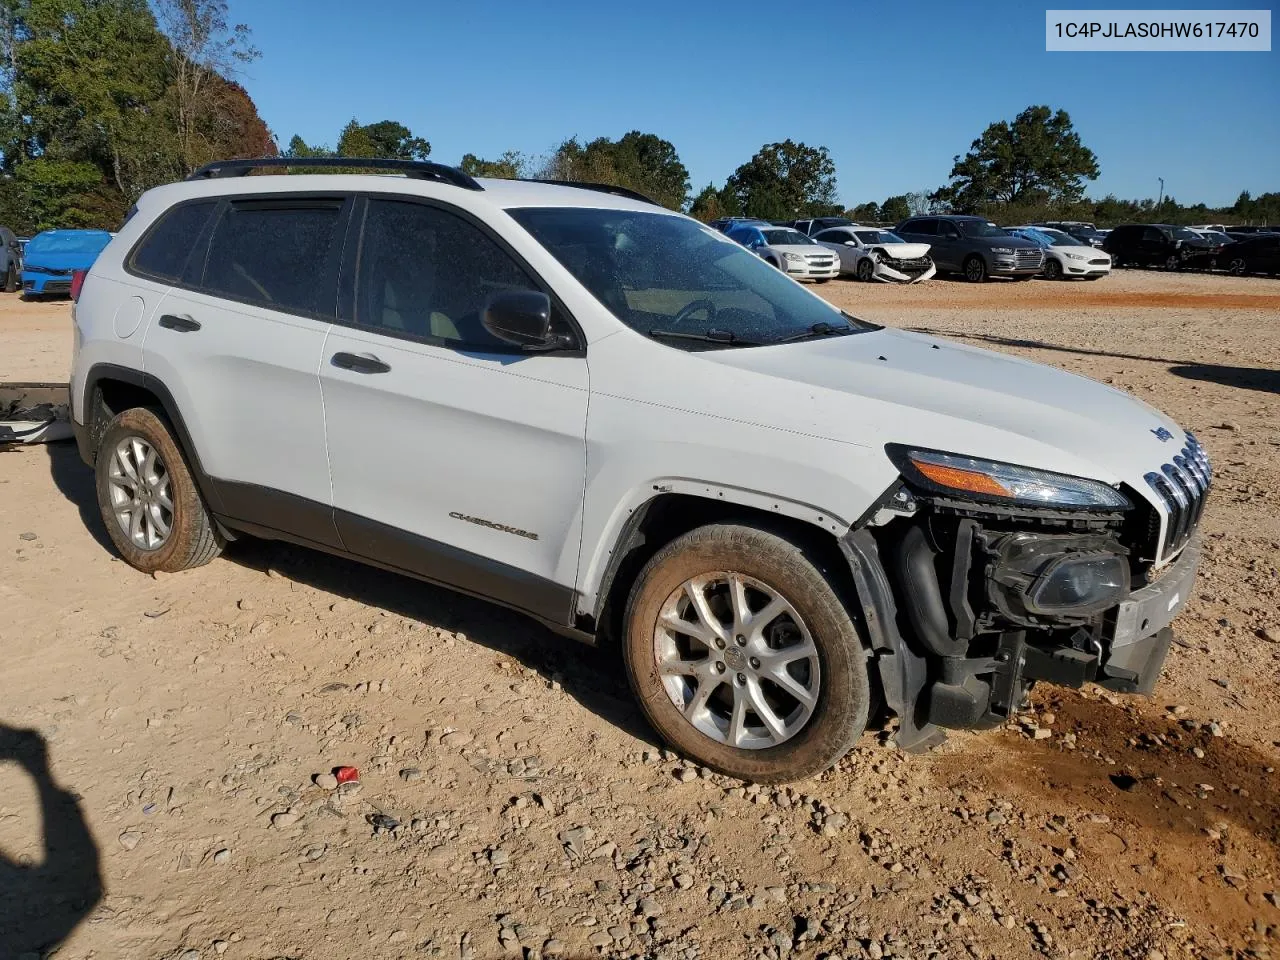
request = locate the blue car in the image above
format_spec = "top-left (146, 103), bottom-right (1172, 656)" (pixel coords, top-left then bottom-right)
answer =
top-left (22, 229), bottom-right (112, 297)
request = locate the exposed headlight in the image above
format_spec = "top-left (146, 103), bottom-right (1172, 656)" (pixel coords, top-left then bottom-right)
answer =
top-left (1029, 554), bottom-right (1130, 613)
top-left (888, 447), bottom-right (1132, 509)
top-left (1064, 252), bottom-right (1086, 260)
top-left (991, 246), bottom-right (1014, 254)
top-left (784, 253), bottom-right (804, 262)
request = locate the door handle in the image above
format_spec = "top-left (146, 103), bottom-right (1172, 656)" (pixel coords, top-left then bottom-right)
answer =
top-left (331, 351), bottom-right (391, 374)
top-left (158, 313), bottom-right (201, 332)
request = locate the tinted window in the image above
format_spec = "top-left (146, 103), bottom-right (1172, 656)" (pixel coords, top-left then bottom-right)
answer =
top-left (903, 219), bottom-right (935, 236)
top-left (130, 201), bottom-right (216, 283)
top-left (814, 229), bottom-right (850, 242)
top-left (355, 199), bottom-right (560, 350)
top-left (201, 200), bottom-right (343, 316)
top-left (1142, 227), bottom-right (1164, 242)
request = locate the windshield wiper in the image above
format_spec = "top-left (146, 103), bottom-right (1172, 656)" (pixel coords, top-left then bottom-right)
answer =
top-left (773, 321), bottom-right (858, 344)
top-left (646, 328), bottom-right (763, 347)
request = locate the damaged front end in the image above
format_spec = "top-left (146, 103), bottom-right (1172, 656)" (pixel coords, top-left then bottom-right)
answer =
top-left (872, 253), bottom-right (937, 284)
top-left (843, 443), bottom-right (1207, 750)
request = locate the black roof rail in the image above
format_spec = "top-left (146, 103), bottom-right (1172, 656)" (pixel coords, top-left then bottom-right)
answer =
top-left (523, 179), bottom-right (658, 206)
top-left (185, 157), bottom-right (483, 191)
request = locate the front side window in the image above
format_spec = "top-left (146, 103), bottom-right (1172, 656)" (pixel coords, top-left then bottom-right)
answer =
top-left (855, 230), bottom-right (904, 244)
top-left (201, 201), bottom-right (343, 316)
top-left (957, 220), bottom-right (1008, 238)
top-left (355, 199), bottom-right (566, 350)
top-left (130, 201), bottom-right (217, 283)
top-left (510, 207), bottom-right (878, 349)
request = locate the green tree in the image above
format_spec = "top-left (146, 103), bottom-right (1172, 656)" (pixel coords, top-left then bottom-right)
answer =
top-left (540, 131), bottom-right (690, 210)
top-left (283, 134), bottom-right (329, 158)
top-left (849, 201), bottom-right (879, 222)
top-left (726, 140), bottom-right (840, 219)
top-left (334, 118), bottom-right (429, 160)
top-left (932, 105), bottom-right (1099, 212)
top-left (688, 183), bottom-right (741, 221)
top-left (878, 195), bottom-right (910, 224)
top-left (459, 150), bottom-right (528, 179)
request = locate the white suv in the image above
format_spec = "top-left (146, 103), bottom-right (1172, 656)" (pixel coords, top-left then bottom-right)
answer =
top-left (70, 158), bottom-right (1208, 782)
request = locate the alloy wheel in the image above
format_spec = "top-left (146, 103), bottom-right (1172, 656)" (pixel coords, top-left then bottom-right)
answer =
top-left (1227, 257), bottom-right (1247, 276)
top-left (653, 572), bottom-right (820, 750)
top-left (107, 435), bottom-right (174, 551)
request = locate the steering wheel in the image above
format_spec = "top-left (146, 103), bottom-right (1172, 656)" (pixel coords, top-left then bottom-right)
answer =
top-left (671, 299), bottom-right (718, 326)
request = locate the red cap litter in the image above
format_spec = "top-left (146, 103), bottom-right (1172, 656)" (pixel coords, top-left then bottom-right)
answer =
top-left (335, 766), bottom-right (360, 784)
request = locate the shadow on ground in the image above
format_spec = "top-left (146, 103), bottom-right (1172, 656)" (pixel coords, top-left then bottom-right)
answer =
top-left (1169, 363), bottom-right (1280, 394)
top-left (0, 725), bottom-right (102, 955)
top-left (44, 440), bottom-right (114, 552)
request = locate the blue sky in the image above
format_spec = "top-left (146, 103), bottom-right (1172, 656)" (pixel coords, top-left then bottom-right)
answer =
top-left (225, 0), bottom-right (1277, 208)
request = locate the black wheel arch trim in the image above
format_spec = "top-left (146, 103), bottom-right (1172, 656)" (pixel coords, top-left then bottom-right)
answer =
top-left (80, 362), bottom-right (227, 516)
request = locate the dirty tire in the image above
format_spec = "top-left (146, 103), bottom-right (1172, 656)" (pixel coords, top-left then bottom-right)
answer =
top-left (623, 523), bottom-right (870, 783)
top-left (95, 407), bottom-right (223, 573)
top-left (963, 255), bottom-right (987, 283)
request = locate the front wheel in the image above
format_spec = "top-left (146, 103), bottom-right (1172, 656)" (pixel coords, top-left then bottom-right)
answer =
top-left (95, 407), bottom-right (224, 573)
top-left (1227, 257), bottom-right (1248, 276)
top-left (856, 257), bottom-right (875, 282)
top-left (3, 264), bottom-right (16, 293)
top-left (623, 524), bottom-right (870, 783)
top-left (963, 255), bottom-right (987, 283)
top-left (1164, 254), bottom-right (1181, 271)
top-left (1043, 259), bottom-right (1063, 280)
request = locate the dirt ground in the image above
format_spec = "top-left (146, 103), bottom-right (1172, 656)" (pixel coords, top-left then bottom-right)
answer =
top-left (1, 269), bottom-right (1277, 960)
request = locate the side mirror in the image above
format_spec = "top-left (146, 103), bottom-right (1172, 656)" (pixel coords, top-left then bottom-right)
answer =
top-left (844, 240), bottom-right (857, 247)
top-left (482, 290), bottom-right (562, 350)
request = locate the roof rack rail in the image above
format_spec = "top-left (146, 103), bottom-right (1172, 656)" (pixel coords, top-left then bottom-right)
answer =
top-left (523, 179), bottom-right (658, 206)
top-left (185, 157), bottom-right (483, 191)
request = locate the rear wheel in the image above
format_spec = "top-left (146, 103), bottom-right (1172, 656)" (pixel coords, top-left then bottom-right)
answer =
top-left (1227, 257), bottom-right (1248, 276)
top-left (1043, 259), bottom-right (1063, 280)
top-left (623, 524), bottom-right (870, 783)
top-left (95, 407), bottom-right (223, 573)
top-left (856, 257), bottom-right (875, 282)
top-left (963, 255), bottom-right (987, 283)
top-left (3, 264), bottom-right (16, 293)
top-left (1164, 254), bottom-right (1181, 271)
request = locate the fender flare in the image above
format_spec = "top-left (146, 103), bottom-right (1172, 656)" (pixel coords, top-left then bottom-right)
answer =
top-left (80, 362), bottom-right (225, 515)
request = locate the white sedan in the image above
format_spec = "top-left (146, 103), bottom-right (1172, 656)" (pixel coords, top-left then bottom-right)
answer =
top-left (1007, 226), bottom-right (1111, 280)
top-left (724, 224), bottom-right (840, 281)
top-left (813, 226), bottom-right (936, 283)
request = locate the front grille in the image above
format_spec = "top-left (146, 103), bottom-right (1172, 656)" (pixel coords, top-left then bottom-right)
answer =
top-left (1014, 248), bottom-right (1043, 268)
top-left (806, 256), bottom-right (836, 266)
top-left (1144, 433), bottom-right (1211, 562)
top-left (42, 280), bottom-right (71, 293)
top-left (1089, 258), bottom-right (1110, 265)
top-left (27, 266), bottom-right (72, 276)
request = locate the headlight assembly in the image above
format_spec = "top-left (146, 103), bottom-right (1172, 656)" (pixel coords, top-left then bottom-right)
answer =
top-left (991, 246), bottom-right (1014, 255)
top-left (1064, 252), bottom-right (1086, 260)
top-left (784, 253), bottom-right (804, 262)
top-left (887, 446), bottom-right (1131, 510)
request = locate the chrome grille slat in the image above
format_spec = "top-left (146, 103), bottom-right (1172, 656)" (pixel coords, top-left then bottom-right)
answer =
top-left (1145, 433), bottom-right (1212, 562)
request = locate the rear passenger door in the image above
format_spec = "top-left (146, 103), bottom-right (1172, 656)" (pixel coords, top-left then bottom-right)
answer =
top-left (138, 195), bottom-right (349, 542)
top-left (319, 196), bottom-right (589, 624)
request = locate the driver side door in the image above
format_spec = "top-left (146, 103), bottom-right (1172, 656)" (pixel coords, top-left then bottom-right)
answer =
top-left (319, 196), bottom-right (590, 624)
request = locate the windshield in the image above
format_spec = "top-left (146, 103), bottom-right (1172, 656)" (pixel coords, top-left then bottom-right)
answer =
top-left (855, 230), bottom-right (905, 244)
top-left (510, 208), bottom-right (877, 348)
top-left (1036, 228), bottom-right (1078, 246)
top-left (762, 229), bottom-right (813, 246)
top-left (957, 220), bottom-right (1009, 238)
top-left (1171, 227), bottom-right (1202, 241)
top-left (26, 231), bottom-right (111, 255)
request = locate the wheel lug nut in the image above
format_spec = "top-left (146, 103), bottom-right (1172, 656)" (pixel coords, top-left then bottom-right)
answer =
top-left (715, 661), bottom-right (726, 674)
top-left (749, 657), bottom-right (760, 669)
top-left (735, 635), bottom-right (746, 646)
top-left (715, 638), bottom-right (726, 649)
top-left (736, 673), bottom-right (747, 684)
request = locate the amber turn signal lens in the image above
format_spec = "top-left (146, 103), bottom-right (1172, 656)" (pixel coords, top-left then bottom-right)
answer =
top-left (910, 458), bottom-right (1010, 497)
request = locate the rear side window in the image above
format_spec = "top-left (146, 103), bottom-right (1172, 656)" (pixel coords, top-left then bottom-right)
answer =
top-left (129, 201), bottom-right (217, 283)
top-left (201, 200), bottom-right (343, 316)
top-left (905, 219), bottom-right (935, 235)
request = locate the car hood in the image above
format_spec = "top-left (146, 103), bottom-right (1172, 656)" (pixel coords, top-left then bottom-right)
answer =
top-left (704, 326), bottom-right (1182, 490)
top-left (875, 242), bottom-right (931, 259)
top-left (22, 249), bottom-right (103, 270)
top-left (1053, 244), bottom-right (1106, 258)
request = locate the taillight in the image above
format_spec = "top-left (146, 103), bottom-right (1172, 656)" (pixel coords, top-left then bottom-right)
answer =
top-left (70, 269), bottom-right (88, 302)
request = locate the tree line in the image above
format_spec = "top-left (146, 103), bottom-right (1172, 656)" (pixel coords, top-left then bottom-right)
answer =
top-left (0, 1), bottom-right (1272, 234)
